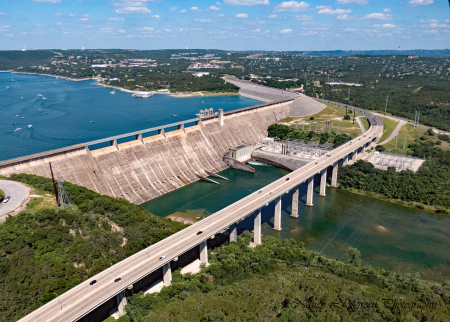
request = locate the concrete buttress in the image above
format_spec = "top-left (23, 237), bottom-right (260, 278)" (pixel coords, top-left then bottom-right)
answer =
top-left (229, 223), bottom-right (237, 242)
top-left (163, 262), bottom-right (172, 285)
top-left (199, 241), bottom-right (208, 264)
top-left (331, 162), bottom-right (338, 188)
top-left (116, 291), bottom-right (127, 316)
top-left (319, 169), bottom-right (327, 197)
top-left (306, 176), bottom-right (314, 206)
top-left (274, 196), bottom-right (282, 231)
top-left (253, 209), bottom-right (262, 245)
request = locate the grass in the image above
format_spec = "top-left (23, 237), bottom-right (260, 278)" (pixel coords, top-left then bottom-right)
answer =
top-left (24, 194), bottom-right (57, 215)
top-left (359, 117), bottom-right (369, 132)
top-left (292, 103), bottom-right (365, 138)
top-left (378, 116), bottom-right (400, 143)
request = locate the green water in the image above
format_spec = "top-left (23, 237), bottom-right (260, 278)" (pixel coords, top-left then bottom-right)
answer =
top-left (142, 164), bottom-right (450, 282)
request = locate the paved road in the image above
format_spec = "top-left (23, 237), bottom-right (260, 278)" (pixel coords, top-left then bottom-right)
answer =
top-left (0, 180), bottom-right (28, 219)
top-left (18, 107), bottom-right (383, 322)
top-left (378, 119), bottom-right (407, 145)
top-left (355, 116), bottom-right (366, 134)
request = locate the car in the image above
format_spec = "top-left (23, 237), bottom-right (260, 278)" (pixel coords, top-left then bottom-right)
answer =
top-left (270, 191), bottom-right (273, 194)
top-left (89, 280), bottom-right (97, 286)
top-left (315, 162), bottom-right (318, 164)
top-left (159, 256), bottom-right (166, 261)
top-left (114, 278), bottom-right (121, 283)
top-left (197, 231), bottom-right (203, 235)
top-left (364, 135), bottom-right (366, 137)
top-left (258, 191), bottom-right (262, 194)
top-left (286, 178), bottom-right (289, 181)
top-left (3, 196), bottom-right (10, 203)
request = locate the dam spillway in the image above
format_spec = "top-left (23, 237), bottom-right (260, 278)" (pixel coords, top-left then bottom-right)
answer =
top-left (0, 100), bottom-right (292, 204)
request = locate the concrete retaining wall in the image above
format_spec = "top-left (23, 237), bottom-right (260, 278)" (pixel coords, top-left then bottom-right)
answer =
top-left (0, 101), bottom-right (291, 204)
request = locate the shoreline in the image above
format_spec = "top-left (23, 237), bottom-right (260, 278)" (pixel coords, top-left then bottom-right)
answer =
top-left (2, 70), bottom-right (241, 98)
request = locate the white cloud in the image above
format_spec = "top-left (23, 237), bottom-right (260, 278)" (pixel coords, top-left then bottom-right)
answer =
top-left (191, 7), bottom-right (201, 11)
top-left (345, 28), bottom-right (357, 31)
top-left (337, 0), bottom-right (367, 4)
top-left (110, 17), bottom-right (125, 21)
top-left (317, 7), bottom-right (352, 15)
top-left (57, 22), bottom-right (61, 25)
top-left (69, 14), bottom-right (74, 16)
top-left (425, 29), bottom-right (438, 33)
top-left (235, 13), bottom-right (248, 18)
top-left (381, 23), bottom-right (397, 28)
top-left (82, 14), bottom-right (89, 17)
top-left (170, 7), bottom-right (177, 11)
top-left (280, 28), bottom-right (292, 33)
top-left (99, 27), bottom-right (112, 32)
top-left (224, 0), bottom-right (269, 5)
top-left (138, 27), bottom-right (154, 31)
top-left (269, 14), bottom-right (277, 18)
top-left (409, 0), bottom-right (433, 6)
top-left (80, 18), bottom-right (88, 21)
top-left (116, 7), bottom-right (151, 14)
top-left (254, 28), bottom-right (261, 32)
top-left (296, 15), bottom-right (312, 20)
top-left (54, 13), bottom-right (61, 16)
top-left (274, 1), bottom-right (310, 12)
top-left (209, 6), bottom-right (221, 10)
top-left (218, 13), bottom-right (225, 16)
top-left (1, 26), bottom-right (10, 29)
top-left (5, 34), bottom-right (14, 37)
top-left (337, 14), bottom-right (352, 20)
top-left (0, 12), bottom-right (6, 15)
top-left (383, 8), bottom-right (391, 13)
top-left (33, 0), bottom-right (61, 3)
top-left (118, 29), bottom-right (126, 33)
top-left (179, 10), bottom-right (187, 13)
top-left (164, 29), bottom-right (172, 32)
top-left (152, 15), bottom-right (160, 18)
top-left (196, 19), bottom-right (213, 22)
top-left (363, 12), bottom-right (392, 20)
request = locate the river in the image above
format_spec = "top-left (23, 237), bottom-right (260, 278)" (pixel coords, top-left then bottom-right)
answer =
top-left (142, 163), bottom-right (450, 283)
top-left (0, 72), bottom-right (261, 161)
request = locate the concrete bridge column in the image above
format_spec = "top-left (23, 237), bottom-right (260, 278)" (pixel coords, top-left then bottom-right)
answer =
top-left (253, 209), bottom-right (262, 245)
top-left (163, 262), bottom-right (172, 285)
top-left (177, 123), bottom-right (185, 133)
top-left (117, 291), bottom-right (127, 317)
top-left (319, 169), bottom-right (327, 197)
top-left (306, 176), bottom-right (314, 207)
top-left (352, 150), bottom-right (357, 161)
top-left (343, 155), bottom-right (348, 166)
top-left (110, 139), bottom-right (118, 151)
top-left (199, 241), bottom-right (208, 264)
top-left (218, 109), bottom-right (224, 126)
top-left (291, 186), bottom-right (299, 218)
top-left (229, 223), bottom-right (237, 242)
top-left (331, 162), bottom-right (338, 188)
top-left (274, 196), bottom-right (282, 231)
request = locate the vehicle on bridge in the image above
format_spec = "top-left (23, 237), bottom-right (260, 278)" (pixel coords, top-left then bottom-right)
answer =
top-left (89, 280), bottom-right (97, 286)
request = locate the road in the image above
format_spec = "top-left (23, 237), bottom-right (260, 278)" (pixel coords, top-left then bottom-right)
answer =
top-left (378, 119), bottom-right (407, 145)
top-left (0, 180), bottom-right (28, 220)
top-left (18, 107), bottom-right (383, 322)
top-left (355, 116), bottom-right (367, 134)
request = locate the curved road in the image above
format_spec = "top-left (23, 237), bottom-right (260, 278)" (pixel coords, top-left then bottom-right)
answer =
top-left (0, 180), bottom-right (28, 220)
top-left (18, 106), bottom-right (383, 322)
top-left (378, 119), bottom-right (407, 145)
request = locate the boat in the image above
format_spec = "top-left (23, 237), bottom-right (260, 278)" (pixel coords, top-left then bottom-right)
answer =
top-left (27, 125), bottom-right (32, 128)
top-left (14, 128), bottom-right (21, 131)
top-left (42, 97), bottom-right (47, 100)
top-left (132, 91), bottom-right (153, 98)
top-left (90, 121), bottom-right (95, 123)
top-left (5, 86), bottom-right (9, 89)
top-left (110, 89), bottom-right (116, 94)
top-left (37, 94), bottom-right (42, 97)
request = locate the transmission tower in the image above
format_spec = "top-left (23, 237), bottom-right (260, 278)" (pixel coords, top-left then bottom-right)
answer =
top-left (56, 172), bottom-right (72, 209)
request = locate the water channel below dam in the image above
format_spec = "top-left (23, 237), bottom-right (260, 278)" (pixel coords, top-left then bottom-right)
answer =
top-left (142, 163), bottom-right (450, 283)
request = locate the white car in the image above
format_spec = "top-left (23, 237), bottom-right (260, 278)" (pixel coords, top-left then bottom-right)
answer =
top-left (3, 196), bottom-right (10, 203)
top-left (159, 256), bottom-right (166, 261)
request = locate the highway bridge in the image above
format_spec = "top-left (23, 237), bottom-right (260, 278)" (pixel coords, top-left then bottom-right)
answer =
top-left (18, 104), bottom-right (383, 322)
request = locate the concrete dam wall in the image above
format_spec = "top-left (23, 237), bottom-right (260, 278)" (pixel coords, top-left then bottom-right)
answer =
top-left (0, 100), bottom-right (292, 204)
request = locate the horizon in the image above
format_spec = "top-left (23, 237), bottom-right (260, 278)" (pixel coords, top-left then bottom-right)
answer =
top-left (1, 0), bottom-right (449, 51)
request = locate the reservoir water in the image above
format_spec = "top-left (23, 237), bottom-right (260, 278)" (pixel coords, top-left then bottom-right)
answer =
top-left (143, 164), bottom-right (450, 283)
top-left (0, 72), bottom-right (261, 161)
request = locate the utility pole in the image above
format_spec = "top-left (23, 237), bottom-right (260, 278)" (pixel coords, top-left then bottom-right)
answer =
top-left (395, 133), bottom-right (399, 148)
top-left (384, 95), bottom-right (389, 116)
top-left (353, 109), bottom-right (355, 124)
top-left (403, 133), bottom-right (407, 150)
top-left (348, 88), bottom-right (350, 100)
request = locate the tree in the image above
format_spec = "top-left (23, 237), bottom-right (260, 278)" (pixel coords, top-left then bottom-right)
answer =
top-left (343, 115), bottom-right (351, 120)
top-left (376, 145), bottom-right (386, 152)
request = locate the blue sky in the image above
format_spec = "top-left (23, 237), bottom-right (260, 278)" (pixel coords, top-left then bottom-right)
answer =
top-left (0, 0), bottom-right (448, 51)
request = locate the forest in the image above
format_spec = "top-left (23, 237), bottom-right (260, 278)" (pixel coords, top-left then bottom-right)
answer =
top-left (338, 140), bottom-right (450, 212)
top-left (0, 174), bottom-right (186, 322)
top-left (108, 232), bottom-right (450, 322)
top-left (268, 123), bottom-right (353, 148)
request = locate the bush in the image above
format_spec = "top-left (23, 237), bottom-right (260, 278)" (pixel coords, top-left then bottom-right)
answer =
top-left (309, 116), bottom-right (314, 120)
top-left (0, 188), bottom-right (4, 201)
top-left (376, 145), bottom-right (386, 152)
top-left (427, 128), bottom-right (435, 136)
top-left (343, 115), bottom-right (351, 120)
top-left (436, 140), bottom-right (442, 145)
top-left (437, 134), bottom-right (449, 141)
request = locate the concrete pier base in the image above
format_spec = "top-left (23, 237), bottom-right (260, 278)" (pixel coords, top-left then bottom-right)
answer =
top-left (331, 162), bottom-right (338, 188)
top-left (306, 176), bottom-right (314, 206)
top-left (116, 291), bottom-right (127, 317)
top-left (291, 186), bottom-right (299, 218)
top-left (163, 262), bottom-right (172, 286)
top-left (199, 241), bottom-right (208, 264)
top-left (253, 209), bottom-right (262, 245)
top-left (319, 169), bottom-right (327, 197)
top-left (274, 196), bottom-right (282, 231)
top-left (229, 223), bottom-right (237, 242)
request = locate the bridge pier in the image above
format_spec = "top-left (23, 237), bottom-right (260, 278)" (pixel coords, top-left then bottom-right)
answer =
top-left (331, 162), bottom-right (338, 187)
top-left (291, 186), bottom-right (299, 218)
top-left (177, 123), bottom-right (185, 133)
top-left (253, 209), bottom-right (262, 245)
top-left (319, 169), bottom-right (327, 197)
top-left (229, 223), bottom-right (237, 242)
top-left (116, 291), bottom-right (127, 317)
top-left (343, 155), bottom-right (348, 166)
top-left (199, 241), bottom-right (208, 264)
top-left (306, 177), bottom-right (314, 206)
top-left (352, 150), bottom-right (357, 161)
top-left (163, 262), bottom-right (172, 286)
top-left (218, 109), bottom-right (224, 126)
top-left (274, 196), bottom-right (282, 231)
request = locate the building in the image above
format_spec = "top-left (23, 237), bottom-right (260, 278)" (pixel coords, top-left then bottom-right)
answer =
top-left (193, 72), bottom-right (209, 77)
top-left (228, 144), bottom-right (253, 162)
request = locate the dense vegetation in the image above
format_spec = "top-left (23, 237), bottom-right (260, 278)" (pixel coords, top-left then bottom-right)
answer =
top-left (268, 123), bottom-right (353, 148)
top-left (0, 174), bottom-right (186, 322)
top-left (0, 189), bottom-right (4, 201)
top-left (338, 140), bottom-right (450, 212)
top-left (112, 232), bottom-right (450, 322)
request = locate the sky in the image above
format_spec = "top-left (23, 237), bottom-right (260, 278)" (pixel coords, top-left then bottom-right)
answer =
top-left (0, 0), bottom-right (449, 51)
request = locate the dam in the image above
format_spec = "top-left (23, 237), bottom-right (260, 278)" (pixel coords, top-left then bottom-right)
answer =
top-left (0, 98), bottom-right (302, 204)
